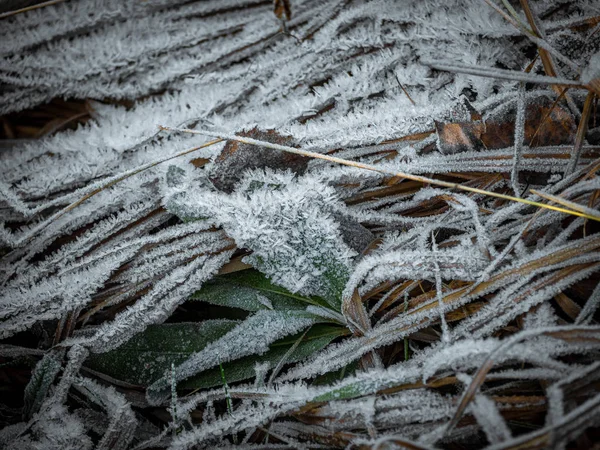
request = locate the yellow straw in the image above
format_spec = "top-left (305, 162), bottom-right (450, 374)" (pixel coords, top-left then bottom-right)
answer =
top-left (159, 126), bottom-right (600, 222)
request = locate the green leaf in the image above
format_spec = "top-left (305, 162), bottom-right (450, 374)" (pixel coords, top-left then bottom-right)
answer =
top-left (145, 309), bottom-right (323, 404)
top-left (311, 361), bottom-right (358, 386)
top-left (310, 364), bottom-right (411, 402)
top-left (23, 351), bottom-right (62, 419)
top-left (84, 321), bottom-right (344, 390)
top-left (244, 244), bottom-right (348, 311)
top-left (190, 269), bottom-right (329, 311)
top-left (84, 320), bottom-right (238, 386)
top-left (180, 324), bottom-right (346, 390)
top-left (317, 259), bottom-right (349, 310)
top-left (311, 381), bottom-right (366, 402)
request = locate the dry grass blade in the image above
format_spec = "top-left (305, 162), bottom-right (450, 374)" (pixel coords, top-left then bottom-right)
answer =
top-left (529, 188), bottom-right (600, 220)
top-left (420, 236), bottom-right (600, 316)
top-left (343, 289), bottom-right (372, 336)
top-left (445, 326), bottom-right (600, 436)
top-left (566, 92), bottom-right (596, 173)
top-left (422, 60), bottom-right (585, 89)
top-left (0, 0), bottom-right (67, 19)
top-left (344, 289), bottom-right (381, 370)
top-left (481, 0), bottom-right (582, 74)
top-left (493, 393), bottom-right (600, 449)
top-left (159, 126), bottom-right (600, 222)
top-left (518, 0), bottom-right (568, 101)
top-left (528, 87), bottom-right (568, 146)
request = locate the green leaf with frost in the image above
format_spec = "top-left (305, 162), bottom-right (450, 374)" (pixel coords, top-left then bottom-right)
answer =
top-left (165, 192), bottom-right (208, 223)
top-left (164, 165), bottom-right (209, 222)
top-left (175, 172), bottom-right (356, 310)
top-left (23, 351), bottom-right (62, 419)
top-left (85, 320), bottom-right (238, 386)
top-left (311, 382), bottom-right (367, 402)
top-left (311, 367), bottom-right (416, 402)
top-left (181, 324), bottom-right (346, 389)
top-left (146, 309), bottom-right (317, 404)
top-left (311, 361), bottom-right (359, 386)
top-left (166, 165), bottom-right (186, 188)
top-left (84, 322), bottom-right (343, 390)
top-left (190, 269), bottom-right (329, 311)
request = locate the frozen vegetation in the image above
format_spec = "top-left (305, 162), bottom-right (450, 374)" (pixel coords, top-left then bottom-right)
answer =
top-left (1, 0), bottom-right (600, 448)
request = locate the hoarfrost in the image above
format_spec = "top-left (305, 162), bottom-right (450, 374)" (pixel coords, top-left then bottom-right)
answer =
top-left (1, 0), bottom-right (599, 447)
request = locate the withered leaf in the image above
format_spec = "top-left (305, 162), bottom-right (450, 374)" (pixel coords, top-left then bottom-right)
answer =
top-left (435, 97), bottom-right (485, 154)
top-left (332, 212), bottom-right (374, 254)
top-left (209, 128), bottom-right (309, 193)
top-left (436, 96), bottom-right (577, 154)
top-left (273, 0), bottom-right (292, 21)
top-left (482, 96), bottom-right (577, 149)
top-left (435, 120), bottom-right (486, 154)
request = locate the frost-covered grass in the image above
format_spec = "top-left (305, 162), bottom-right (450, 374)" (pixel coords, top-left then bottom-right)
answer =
top-left (1, 0), bottom-right (600, 448)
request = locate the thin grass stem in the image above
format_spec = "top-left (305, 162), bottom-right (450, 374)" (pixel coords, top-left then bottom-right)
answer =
top-left (159, 126), bottom-right (600, 222)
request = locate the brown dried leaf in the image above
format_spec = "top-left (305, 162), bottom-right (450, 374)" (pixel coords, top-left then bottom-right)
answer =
top-left (435, 120), bottom-right (486, 154)
top-left (342, 289), bottom-right (371, 337)
top-left (553, 292), bottom-right (581, 321)
top-left (273, 0), bottom-right (291, 21)
top-left (436, 97), bottom-right (577, 154)
top-left (343, 286), bottom-right (378, 370)
top-left (482, 96), bottom-right (577, 149)
top-left (209, 128), bottom-right (309, 193)
top-left (333, 212), bottom-right (374, 254)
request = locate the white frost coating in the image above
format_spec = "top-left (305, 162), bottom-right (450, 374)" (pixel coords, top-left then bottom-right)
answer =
top-left (65, 249), bottom-right (234, 352)
top-left (2, 0), bottom-right (600, 447)
top-left (375, 390), bottom-right (454, 426)
top-left (511, 84), bottom-right (526, 196)
top-left (170, 402), bottom-right (300, 450)
top-left (280, 321), bottom-right (580, 385)
top-left (315, 390), bottom-right (453, 431)
top-left (50, 345), bottom-right (89, 406)
top-left (470, 394), bottom-right (512, 444)
top-left (343, 246), bottom-right (488, 301)
top-left (4, 404), bottom-right (94, 450)
top-left (167, 170), bottom-right (356, 304)
top-left (576, 282), bottom-right (600, 324)
top-left (0, 244), bottom-right (140, 339)
top-left (581, 51), bottom-right (600, 85)
top-left (455, 256), bottom-right (600, 340)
